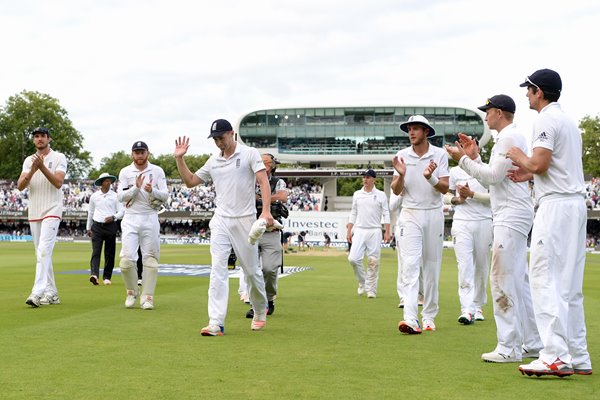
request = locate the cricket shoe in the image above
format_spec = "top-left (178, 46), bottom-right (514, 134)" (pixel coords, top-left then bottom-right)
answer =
top-left (574, 368), bottom-right (593, 375)
top-left (474, 309), bottom-right (485, 321)
top-left (519, 358), bottom-right (574, 377)
top-left (267, 300), bottom-right (275, 315)
top-left (90, 275), bottom-right (99, 286)
top-left (200, 324), bottom-right (224, 336)
top-left (251, 314), bottom-right (267, 331)
top-left (140, 295), bottom-right (154, 310)
top-left (398, 319), bottom-right (422, 335)
top-left (125, 289), bottom-right (138, 308)
top-left (423, 319), bottom-right (436, 331)
top-left (367, 292), bottom-right (376, 299)
top-left (103, 279), bottom-right (111, 285)
top-left (357, 284), bottom-right (366, 296)
top-left (40, 293), bottom-right (60, 305)
top-left (458, 312), bottom-right (474, 325)
top-left (25, 294), bottom-right (41, 308)
top-left (481, 349), bottom-right (521, 363)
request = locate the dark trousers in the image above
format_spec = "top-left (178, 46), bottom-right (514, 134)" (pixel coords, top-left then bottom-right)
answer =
top-left (90, 221), bottom-right (118, 279)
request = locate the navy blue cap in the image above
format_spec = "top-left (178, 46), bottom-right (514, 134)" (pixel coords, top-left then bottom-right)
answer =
top-left (208, 119), bottom-right (233, 138)
top-left (31, 127), bottom-right (50, 137)
top-left (362, 169), bottom-right (376, 178)
top-left (477, 94), bottom-right (516, 113)
top-left (131, 141), bottom-right (148, 151)
top-left (519, 69), bottom-right (562, 95)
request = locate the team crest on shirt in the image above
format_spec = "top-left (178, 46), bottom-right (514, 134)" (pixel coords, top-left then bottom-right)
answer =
top-left (536, 131), bottom-right (549, 142)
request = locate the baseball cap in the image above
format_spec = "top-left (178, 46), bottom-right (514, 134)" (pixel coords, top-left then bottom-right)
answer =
top-left (519, 68), bottom-right (562, 94)
top-left (31, 127), bottom-right (50, 137)
top-left (208, 119), bottom-right (233, 138)
top-left (477, 94), bottom-right (516, 113)
top-left (361, 169), bottom-right (376, 178)
top-left (131, 141), bottom-right (149, 151)
top-left (399, 115), bottom-right (436, 138)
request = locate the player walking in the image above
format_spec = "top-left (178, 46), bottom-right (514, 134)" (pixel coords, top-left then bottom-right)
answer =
top-left (393, 115), bottom-right (449, 334)
top-left (446, 163), bottom-right (492, 324)
top-left (18, 127), bottom-right (67, 307)
top-left (507, 69), bottom-right (592, 377)
top-left (347, 169), bottom-right (391, 298)
top-left (174, 119), bottom-right (274, 336)
top-left (446, 94), bottom-right (542, 363)
top-left (117, 141), bottom-right (168, 310)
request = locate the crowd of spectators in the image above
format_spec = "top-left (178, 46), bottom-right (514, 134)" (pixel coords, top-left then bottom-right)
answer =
top-left (0, 178), bottom-right (323, 213)
top-left (586, 178), bottom-right (600, 210)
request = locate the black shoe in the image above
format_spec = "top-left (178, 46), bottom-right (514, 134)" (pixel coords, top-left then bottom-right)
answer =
top-left (245, 308), bottom-right (254, 319)
top-left (267, 301), bottom-right (275, 315)
top-left (89, 276), bottom-right (99, 286)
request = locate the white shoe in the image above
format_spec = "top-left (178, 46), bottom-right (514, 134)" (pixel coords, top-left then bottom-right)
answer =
top-left (40, 293), bottom-right (60, 305)
top-left (251, 312), bottom-right (267, 331)
top-left (519, 358), bottom-right (574, 377)
top-left (458, 312), bottom-right (473, 325)
top-left (200, 324), bottom-right (224, 336)
top-left (125, 289), bottom-right (138, 308)
top-left (357, 284), bottom-right (366, 296)
top-left (25, 294), bottom-right (41, 307)
top-left (367, 292), bottom-right (376, 298)
top-left (422, 319), bottom-right (436, 331)
top-left (103, 279), bottom-right (112, 285)
top-left (140, 295), bottom-right (154, 310)
top-left (481, 349), bottom-right (521, 363)
top-left (474, 309), bottom-right (485, 321)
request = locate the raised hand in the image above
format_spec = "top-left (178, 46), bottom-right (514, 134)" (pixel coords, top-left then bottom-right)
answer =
top-left (136, 173), bottom-right (145, 188)
top-left (144, 177), bottom-right (153, 193)
top-left (392, 155), bottom-right (406, 177)
top-left (423, 159), bottom-right (437, 180)
top-left (457, 133), bottom-right (479, 159)
top-left (174, 136), bottom-right (190, 158)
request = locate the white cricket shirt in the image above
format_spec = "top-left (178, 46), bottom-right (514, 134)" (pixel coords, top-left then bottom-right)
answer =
top-left (348, 187), bottom-right (391, 228)
top-left (22, 149), bottom-right (68, 221)
top-left (117, 162), bottom-right (168, 214)
top-left (449, 166), bottom-right (492, 221)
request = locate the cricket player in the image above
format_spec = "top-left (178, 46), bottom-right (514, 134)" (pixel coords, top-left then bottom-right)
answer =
top-left (347, 169), bottom-right (391, 298)
top-left (174, 119), bottom-right (274, 336)
top-left (446, 94), bottom-right (541, 363)
top-left (18, 127), bottom-right (67, 307)
top-left (507, 69), bottom-right (592, 377)
top-left (117, 141), bottom-right (168, 310)
top-left (393, 115), bottom-right (449, 334)
top-left (446, 164), bottom-right (492, 324)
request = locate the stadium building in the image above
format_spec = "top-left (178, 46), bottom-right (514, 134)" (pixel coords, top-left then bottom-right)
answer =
top-left (236, 106), bottom-right (491, 212)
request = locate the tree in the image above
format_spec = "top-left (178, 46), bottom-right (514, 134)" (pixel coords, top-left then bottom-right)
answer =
top-left (88, 151), bottom-right (132, 180)
top-left (0, 90), bottom-right (92, 178)
top-left (579, 115), bottom-right (600, 178)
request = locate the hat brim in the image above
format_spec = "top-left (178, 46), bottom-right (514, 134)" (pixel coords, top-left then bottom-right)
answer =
top-left (519, 80), bottom-right (530, 88)
top-left (399, 122), bottom-right (436, 138)
top-left (94, 176), bottom-right (116, 186)
top-left (207, 131), bottom-right (229, 138)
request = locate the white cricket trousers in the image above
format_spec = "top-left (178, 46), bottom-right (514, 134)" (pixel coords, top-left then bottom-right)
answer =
top-left (29, 218), bottom-right (61, 297)
top-left (490, 225), bottom-right (541, 357)
top-left (451, 219), bottom-right (493, 314)
top-left (208, 214), bottom-right (267, 327)
top-left (348, 227), bottom-right (382, 295)
top-left (398, 208), bottom-right (444, 322)
top-left (530, 195), bottom-right (591, 369)
top-left (119, 213), bottom-right (161, 263)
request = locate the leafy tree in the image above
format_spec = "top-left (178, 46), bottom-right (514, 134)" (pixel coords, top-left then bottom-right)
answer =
top-left (337, 177), bottom-right (384, 196)
top-left (88, 151), bottom-right (132, 179)
top-left (579, 115), bottom-right (600, 178)
top-left (0, 90), bottom-right (92, 178)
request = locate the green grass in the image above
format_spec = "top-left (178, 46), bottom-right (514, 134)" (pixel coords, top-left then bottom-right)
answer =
top-left (0, 242), bottom-right (599, 399)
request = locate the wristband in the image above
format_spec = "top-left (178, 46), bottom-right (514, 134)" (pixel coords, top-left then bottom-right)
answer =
top-left (427, 175), bottom-right (439, 187)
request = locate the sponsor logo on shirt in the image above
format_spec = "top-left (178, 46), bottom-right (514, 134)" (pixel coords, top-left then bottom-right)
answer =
top-left (536, 131), bottom-right (549, 142)
top-left (236, 159), bottom-right (241, 168)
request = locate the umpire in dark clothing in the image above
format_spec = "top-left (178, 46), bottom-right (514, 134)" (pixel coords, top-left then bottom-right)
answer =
top-left (86, 173), bottom-right (124, 285)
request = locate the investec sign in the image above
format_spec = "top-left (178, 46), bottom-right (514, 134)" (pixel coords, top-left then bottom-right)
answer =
top-left (284, 211), bottom-right (349, 241)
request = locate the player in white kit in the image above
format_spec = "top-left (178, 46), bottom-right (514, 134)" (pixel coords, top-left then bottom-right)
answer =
top-left (393, 115), bottom-right (449, 334)
top-left (18, 127), bottom-right (67, 307)
top-left (117, 141), bottom-right (168, 310)
top-left (446, 162), bottom-right (493, 324)
top-left (507, 69), bottom-right (592, 377)
top-left (174, 119), bottom-right (274, 336)
top-left (347, 169), bottom-right (391, 298)
top-left (446, 94), bottom-right (542, 363)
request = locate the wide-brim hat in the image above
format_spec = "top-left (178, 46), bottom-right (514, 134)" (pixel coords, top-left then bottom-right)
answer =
top-left (399, 115), bottom-right (436, 138)
top-left (94, 172), bottom-right (117, 186)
